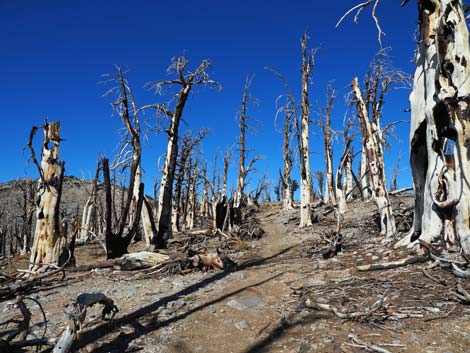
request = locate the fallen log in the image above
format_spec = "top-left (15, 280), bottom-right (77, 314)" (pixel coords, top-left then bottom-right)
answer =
top-left (53, 292), bottom-right (117, 353)
top-left (356, 255), bottom-right (429, 271)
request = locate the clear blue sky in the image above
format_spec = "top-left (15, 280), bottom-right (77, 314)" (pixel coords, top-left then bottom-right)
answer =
top-left (1, 1), bottom-right (417, 196)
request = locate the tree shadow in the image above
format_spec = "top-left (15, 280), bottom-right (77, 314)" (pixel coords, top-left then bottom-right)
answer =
top-left (242, 313), bottom-right (328, 353)
top-left (68, 246), bottom-right (294, 352)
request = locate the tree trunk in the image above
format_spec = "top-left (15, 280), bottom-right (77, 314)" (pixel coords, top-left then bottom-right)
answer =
top-left (352, 78), bottom-right (396, 237)
top-left (155, 87), bottom-right (190, 247)
top-left (299, 34), bottom-right (314, 227)
top-left (29, 122), bottom-right (67, 270)
top-left (360, 145), bottom-right (370, 199)
top-left (399, 0), bottom-right (470, 257)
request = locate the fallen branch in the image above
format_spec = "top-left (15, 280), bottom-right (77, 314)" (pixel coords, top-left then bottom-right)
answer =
top-left (347, 333), bottom-right (392, 353)
top-left (389, 186), bottom-right (413, 195)
top-left (451, 263), bottom-right (470, 279)
top-left (356, 255), bottom-right (428, 271)
top-left (53, 292), bottom-right (118, 353)
top-left (453, 283), bottom-right (470, 305)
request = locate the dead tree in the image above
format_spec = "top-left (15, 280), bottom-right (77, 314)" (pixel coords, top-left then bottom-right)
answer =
top-left (27, 121), bottom-right (68, 271)
top-left (352, 77), bottom-right (396, 237)
top-left (222, 147), bottom-right (233, 198)
top-left (313, 171), bottom-right (324, 201)
top-left (102, 157), bottom-right (144, 259)
top-left (268, 68), bottom-right (297, 210)
top-left (148, 57), bottom-right (220, 248)
top-left (173, 129), bottom-right (208, 231)
top-left (319, 83), bottom-right (336, 205)
top-left (395, 0), bottom-right (470, 257)
top-left (104, 67), bottom-right (158, 249)
top-left (235, 76), bottom-right (260, 208)
top-left (15, 180), bottom-right (35, 255)
top-left (335, 128), bottom-right (354, 213)
top-left (299, 34), bottom-right (315, 227)
top-left (79, 163), bottom-right (100, 242)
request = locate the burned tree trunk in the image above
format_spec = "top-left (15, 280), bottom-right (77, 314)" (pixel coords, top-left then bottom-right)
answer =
top-left (299, 34), bottom-right (315, 228)
top-left (28, 121), bottom-right (68, 270)
top-left (399, 0), bottom-right (470, 257)
top-left (352, 78), bottom-right (396, 237)
top-left (102, 158), bottom-right (144, 259)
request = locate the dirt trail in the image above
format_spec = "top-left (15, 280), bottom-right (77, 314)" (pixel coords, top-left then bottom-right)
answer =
top-left (167, 204), bottom-right (308, 353)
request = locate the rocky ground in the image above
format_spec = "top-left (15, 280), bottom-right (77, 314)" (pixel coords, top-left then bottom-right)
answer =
top-left (1, 195), bottom-right (470, 353)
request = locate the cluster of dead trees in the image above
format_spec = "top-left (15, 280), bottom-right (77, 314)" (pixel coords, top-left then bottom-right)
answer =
top-left (2, 0), bottom-right (470, 273)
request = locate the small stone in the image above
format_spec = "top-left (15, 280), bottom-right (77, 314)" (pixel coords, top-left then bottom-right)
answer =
top-left (371, 255), bottom-right (379, 261)
top-left (227, 296), bottom-right (263, 310)
top-left (235, 320), bottom-right (250, 330)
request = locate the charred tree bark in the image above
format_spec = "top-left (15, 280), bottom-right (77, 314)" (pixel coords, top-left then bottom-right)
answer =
top-left (299, 34), bottom-right (315, 227)
top-left (28, 121), bottom-right (68, 270)
top-left (102, 158), bottom-right (144, 259)
top-left (352, 78), bottom-right (396, 237)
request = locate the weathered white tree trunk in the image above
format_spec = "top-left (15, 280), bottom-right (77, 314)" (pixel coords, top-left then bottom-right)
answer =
top-left (299, 34), bottom-right (314, 227)
top-left (29, 122), bottom-right (67, 270)
top-left (352, 78), bottom-right (396, 237)
top-left (399, 0), bottom-right (470, 257)
top-left (282, 110), bottom-right (294, 210)
top-left (322, 85), bottom-right (336, 205)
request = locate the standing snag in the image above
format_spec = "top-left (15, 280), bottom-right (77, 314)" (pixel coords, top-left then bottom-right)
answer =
top-left (149, 57), bottom-right (220, 248)
top-left (235, 75), bottom-right (260, 208)
top-left (299, 34), bottom-right (315, 228)
top-left (352, 77), bottom-right (396, 237)
top-left (399, 0), bottom-right (470, 257)
top-left (28, 121), bottom-right (68, 271)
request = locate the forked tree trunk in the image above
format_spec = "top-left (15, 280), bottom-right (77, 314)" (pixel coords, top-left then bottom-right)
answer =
top-left (299, 34), bottom-right (314, 227)
top-left (29, 122), bottom-right (67, 270)
top-left (399, 0), bottom-right (470, 257)
top-left (352, 78), bottom-right (396, 237)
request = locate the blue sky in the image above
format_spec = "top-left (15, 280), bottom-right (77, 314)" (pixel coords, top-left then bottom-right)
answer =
top-left (1, 1), bottom-right (417, 196)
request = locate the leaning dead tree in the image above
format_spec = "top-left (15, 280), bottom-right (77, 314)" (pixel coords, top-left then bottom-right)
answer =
top-left (27, 121), bottom-right (68, 271)
top-left (269, 68), bottom-right (296, 210)
top-left (235, 75), bottom-right (260, 208)
top-left (352, 77), bottom-right (396, 237)
top-left (149, 56), bottom-right (220, 248)
top-left (298, 34), bottom-right (315, 227)
top-left (397, 0), bottom-right (470, 257)
top-left (319, 82), bottom-right (336, 205)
